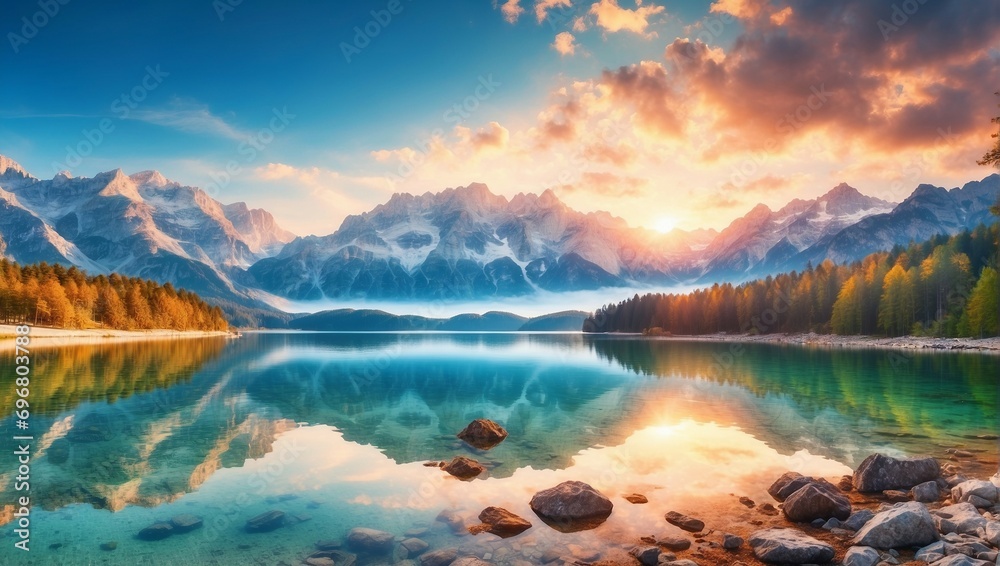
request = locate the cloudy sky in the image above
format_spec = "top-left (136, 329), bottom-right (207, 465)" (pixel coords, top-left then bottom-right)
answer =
top-left (3, 0), bottom-right (999, 236)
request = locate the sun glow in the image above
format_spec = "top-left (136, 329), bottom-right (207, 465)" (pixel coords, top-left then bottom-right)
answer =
top-left (653, 216), bottom-right (678, 233)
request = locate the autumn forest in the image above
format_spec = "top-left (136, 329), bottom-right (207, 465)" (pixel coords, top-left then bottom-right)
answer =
top-left (584, 224), bottom-right (1000, 338)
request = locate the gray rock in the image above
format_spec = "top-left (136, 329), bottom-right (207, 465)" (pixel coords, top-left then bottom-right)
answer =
top-left (822, 517), bottom-right (841, 530)
top-left (169, 514), bottom-right (202, 533)
top-left (244, 510), bottom-right (285, 533)
top-left (137, 522), bottom-right (173, 541)
top-left (665, 511), bottom-right (705, 533)
top-left (912, 480), bottom-right (941, 503)
top-left (932, 555), bottom-right (992, 566)
top-left (843, 509), bottom-right (875, 531)
top-left (99, 541), bottom-right (117, 551)
top-left (853, 502), bottom-right (938, 549)
top-left (842, 546), bottom-right (880, 566)
top-left (400, 538), bottom-right (429, 557)
top-left (767, 472), bottom-right (815, 502)
top-left (748, 528), bottom-right (834, 564)
top-left (723, 533), bottom-right (743, 550)
top-left (529, 481), bottom-right (613, 532)
top-left (984, 521), bottom-right (1000, 547)
top-left (658, 536), bottom-right (691, 551)
top-left (782, 480), bottom-right (852, 522)
top-left (419, 548), bottom-right (459, 566)
top-left (933, 502), bottom-right (988, 535)
top-left (915, 540), bottom-right (953, 563)
top-left (953, 480), bottom-right (999, 505)
top-left (630, 545), bottom-right (660, 566)
top-left (968, 494), bottom-right (994, 508)
top-left (852, 453), bottom-right (941, 492)
top-left (346, 527), bottom-right (395, 553)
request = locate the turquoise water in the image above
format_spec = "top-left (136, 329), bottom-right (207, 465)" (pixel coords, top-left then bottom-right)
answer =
top-left (0, 333), bottom-right (996, 565)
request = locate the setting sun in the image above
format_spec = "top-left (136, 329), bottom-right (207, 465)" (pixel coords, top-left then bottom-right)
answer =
top-left (653, 216), bottom-right (678, 234)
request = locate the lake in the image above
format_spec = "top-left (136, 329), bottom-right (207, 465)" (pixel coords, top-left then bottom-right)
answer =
top-left (0, 332), bottom-right (997, 565)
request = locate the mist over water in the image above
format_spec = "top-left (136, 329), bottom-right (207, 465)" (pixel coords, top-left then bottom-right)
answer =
top-left (268, 285), bottom-right (700, 318)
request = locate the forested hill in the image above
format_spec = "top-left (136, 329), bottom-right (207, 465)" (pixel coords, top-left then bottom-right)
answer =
top-left (584, 224), bottom-right (999, 338)
top-left (0, 260), bottom-right (230, 331)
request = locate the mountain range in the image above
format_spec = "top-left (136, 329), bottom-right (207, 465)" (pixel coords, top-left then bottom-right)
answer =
top-left (0, 153), bottom-right (996, 322)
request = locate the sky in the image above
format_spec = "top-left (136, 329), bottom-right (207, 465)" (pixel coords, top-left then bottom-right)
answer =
top-left (3, 0), bottom-right (999, 237)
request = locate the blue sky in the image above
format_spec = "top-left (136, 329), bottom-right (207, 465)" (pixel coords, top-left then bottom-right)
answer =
top-left (3, 0), bottom-right (997, 235)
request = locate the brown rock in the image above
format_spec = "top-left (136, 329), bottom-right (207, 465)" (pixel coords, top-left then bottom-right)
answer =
top-left (470, 506), bottom-right (532, 538)
top-left (665, 511), bottom-right (705, 533)
top-left (529, 481), bottom-right (614, 532)
top-left (457, 419), bottom-right (508, 450)
top-left (442, 456), bottom-right (485, 480)
top-left (625, 493), bottom-right (648, 504)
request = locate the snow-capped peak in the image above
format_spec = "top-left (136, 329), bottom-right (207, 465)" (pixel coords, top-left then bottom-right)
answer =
top-left (130, 170), bottom-right (171, 188)
top-left (0, 154), bottom-right (32, 180)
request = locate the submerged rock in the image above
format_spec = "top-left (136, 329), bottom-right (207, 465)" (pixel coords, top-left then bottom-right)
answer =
top-left (782, 480), bottom-right (852, 522)
top-left (853, 502), bottom-right (937, 549)
top-left (748, 528), bottom-right (834, 563)
top-left (529, 481), bottom-right (613, 532)
top-left (419, 547), bottom-right (459, 566)
top-left (67, 412), bottom-right (117, 443)
top-left (99, 541), bottom-right (118, 551)
top-left (400, 537), bottom-right (430, 557)
top-left (346, 527), bottom-right (395, 553)
top-left (137, 522), bottom-right (174, 541)
top-left (457, 419), bottom-right (508, 450)
top-left (450, 558), bottom-right (491, 566)
top-left (852, 453), bottom-right (940, 492)
top-left (469, 506), bottom-right (531, 538)
top-left (244, 510), bottom-right (285, 533)
top-left (664, 511), bottom-right (705, 533)
top-left (442, 456), bottom-right (485, 480)
top-left (169, 514), bottom-right (203, 533)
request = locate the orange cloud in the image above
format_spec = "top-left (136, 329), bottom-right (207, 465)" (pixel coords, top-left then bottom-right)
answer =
top-left (552, 31), bottom-right (578, 56)
top-left (589, 0), bottom-right (666, 37)
top-left (499, 0), bottom-right (524, 23)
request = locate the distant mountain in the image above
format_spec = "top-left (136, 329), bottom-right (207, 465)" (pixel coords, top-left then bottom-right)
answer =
top-left (248, 183), bottom-right (711, 300)
top-left (695, 183), bottom-right (896, 281)
top-left (288, 308), bottom-right (589, 331)
top-left (796, 176), bottom-right (1000, 266)
top-left (1, 153), bottom-right (997, 318)
top-left (0, 155), bottom-right (295, 322)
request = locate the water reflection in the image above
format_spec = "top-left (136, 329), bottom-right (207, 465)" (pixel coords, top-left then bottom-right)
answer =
top-left (0, 332), bottom-right (995, 565)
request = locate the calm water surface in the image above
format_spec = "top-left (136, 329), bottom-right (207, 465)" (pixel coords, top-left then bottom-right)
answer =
top-left (0, 333), bottom-right (996, 565)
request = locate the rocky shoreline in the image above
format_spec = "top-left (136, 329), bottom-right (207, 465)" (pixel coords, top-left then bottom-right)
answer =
top-left (122, 420), bottom-right (1000, 566)
top-left (647, 332), bottom-right (1000, 354)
